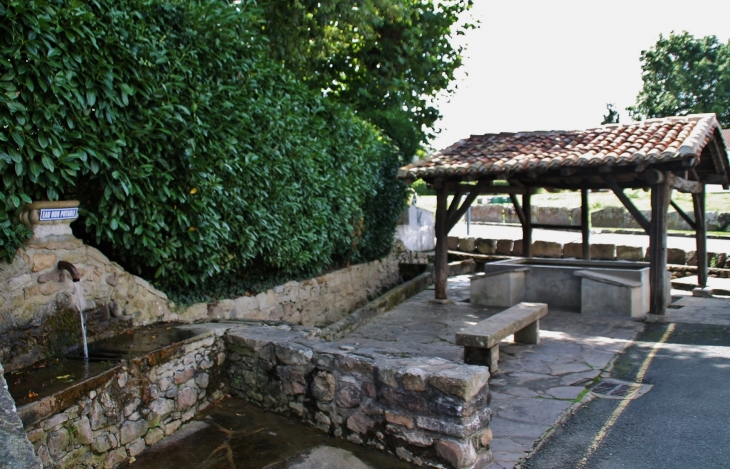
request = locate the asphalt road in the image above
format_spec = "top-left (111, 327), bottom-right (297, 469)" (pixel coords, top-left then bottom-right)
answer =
top-left (522, 323), bottom-right (730, 469)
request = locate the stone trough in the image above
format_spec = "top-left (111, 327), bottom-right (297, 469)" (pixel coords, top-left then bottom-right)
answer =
top-left (470, 258), bottom-right (670, 318)
top-left (6, 323), bottom-right (231, 468)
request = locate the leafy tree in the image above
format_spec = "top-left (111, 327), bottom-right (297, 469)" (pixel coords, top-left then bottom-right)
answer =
top-left (629, 32), bottom-right (730, 127)
top-left (259, 0), bottom-right (475, 160)
top-left (601, 103), bottom-right (620, 124)
top-left (0, 0), bottom-right (406, 300)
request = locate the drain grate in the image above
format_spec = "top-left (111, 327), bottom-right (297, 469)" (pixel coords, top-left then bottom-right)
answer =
top-left (590, 379), bottom-right (652, 400)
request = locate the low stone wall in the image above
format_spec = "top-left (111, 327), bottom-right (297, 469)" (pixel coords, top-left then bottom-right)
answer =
top-left (0, 236), bottom-right (170, 372)
top-left (20, 330), bottom-right (228, 468)
top-left (195, 253), bottom-right (402, 327)
top-left (450, 235), bottom-right (730, 269)
top-left (469, 203), bottom-right (730, 231)
top-left (226, 325), bottom-right (493, 469)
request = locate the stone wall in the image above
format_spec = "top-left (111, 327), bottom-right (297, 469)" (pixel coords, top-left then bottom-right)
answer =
top-left (20, 331), bottom-right (227, 469)
top-left (195, 253), bottom-right (403, 327)
top-left (0, 235), bottom-right (170, 372)
top-left (468, 203), bottom-right (730, 231)
top-left (0, 362), bottom-right (42, 468)
top-left (226, 325), bottom-right (493, 469)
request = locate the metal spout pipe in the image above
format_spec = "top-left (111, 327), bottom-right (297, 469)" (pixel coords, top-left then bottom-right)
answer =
top-left (58, 261), bottom-right (80, 282)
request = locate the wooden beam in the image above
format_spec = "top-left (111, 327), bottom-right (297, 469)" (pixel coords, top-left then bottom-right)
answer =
top-left (645, 168), bottom-right (704, 193)
top-left (509, 193), bottom-right (526, 226)
top-left (693, 188), bottom-right (708, 288)
top-left (649, 173), bottom-right (671, 315)
top-left (434, 184), bottom-right (449, 300)
top-left (581, 188), bottom-right (591, 260)
top-left (523, 190), bottom-right (532, 257)
top-left (446, 180), bottom-right (488, 233)
top-left (531, 223), bottom-right (583, 231)
top-left (670, 200), bottom-right (697, 230)
top-left (669, 174), bottom-right (703, 193)
top-left (447, 190), bottom-right (464, 222)
top-left (602, 174), bottom-right (651, 234)
top-left (443, 182), bottom-right (527, 195)
top-left (710, 136), bottom-right (730, 189)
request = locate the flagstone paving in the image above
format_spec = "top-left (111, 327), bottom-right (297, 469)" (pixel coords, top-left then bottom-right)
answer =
top-left (339, 275), bottom-right (644, 469)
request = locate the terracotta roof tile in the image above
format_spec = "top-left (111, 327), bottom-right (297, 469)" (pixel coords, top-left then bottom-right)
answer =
top-left (399, 114), bottom-right (722, 180)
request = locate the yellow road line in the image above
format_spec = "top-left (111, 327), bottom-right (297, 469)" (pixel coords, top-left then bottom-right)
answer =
top-left (575, 323), bottom-right (676, 469)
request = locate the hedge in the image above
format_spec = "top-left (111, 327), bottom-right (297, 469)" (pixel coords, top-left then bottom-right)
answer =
top-left (0, 0), bottom-right (407, 300)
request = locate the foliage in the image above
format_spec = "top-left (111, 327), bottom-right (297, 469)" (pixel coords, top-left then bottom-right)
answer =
top-left (0, 0), bottom-right (405, 295)
top-left (411, 179), bottom-right (435, 196)
top-left (601, 104), bottom-right (620, 125)
top-left (259, 0), bottom-right (475, 160)
top-left (629, 32), bottom-right (730, 127)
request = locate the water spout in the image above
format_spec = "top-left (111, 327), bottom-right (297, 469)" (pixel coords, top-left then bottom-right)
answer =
top-left (58, 261), bottom-right (88, 359)
top-left (58, 261), bottom-right (80, 282)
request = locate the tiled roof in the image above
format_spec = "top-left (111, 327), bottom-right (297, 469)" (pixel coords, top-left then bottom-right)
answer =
top-left (399, 114), bottom-right (723, 180)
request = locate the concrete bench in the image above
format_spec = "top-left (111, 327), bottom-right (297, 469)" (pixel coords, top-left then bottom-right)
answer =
top-left (456, 302), bottom-right (548, 372)
top-left (470, 267), bottom-right (530, 307)
top-left (574, 270), bottom-right (645, 318)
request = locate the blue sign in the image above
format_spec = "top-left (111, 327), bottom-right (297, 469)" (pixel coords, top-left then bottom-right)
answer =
top-left (39, 208), bottom-right (78, 221)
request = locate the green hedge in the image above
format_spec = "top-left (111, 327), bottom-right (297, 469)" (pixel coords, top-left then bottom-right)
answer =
top-left (0, 0), bottom-right (407, 299)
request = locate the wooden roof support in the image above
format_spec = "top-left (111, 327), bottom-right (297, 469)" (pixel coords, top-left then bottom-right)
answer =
top-left (433, 182), bottom-right (449, 300)
top-left (602, 174), bottom-right (651, 235)
top-left (581, 188), bottom-right (590, 260)
top-left (693, 188), bottom-right (708, 289)
top-left (670, 200), bottom-right (697, 230)
top-left (649, 173), bottom-right (671, 315)
top-left (446, 180), bottom-right (489, 233)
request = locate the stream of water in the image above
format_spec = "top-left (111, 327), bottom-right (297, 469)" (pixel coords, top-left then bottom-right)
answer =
top-left (73, 282), bottom-right (89, 359)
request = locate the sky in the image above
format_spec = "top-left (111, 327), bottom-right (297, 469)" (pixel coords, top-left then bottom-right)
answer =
top-left (430, 0), bottom-right (730, 152)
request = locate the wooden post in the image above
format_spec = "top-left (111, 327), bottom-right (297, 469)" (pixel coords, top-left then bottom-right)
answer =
top-left (434, 183), bottom-right (449, 300)
top-left (649, 174), bottom-right (671, 314)
top-left (522, 190), bottom-right (532, 257)
top-left (693, 187), bottom-right (708, 288)
top-left (581, 188), bottom-right (591, 260)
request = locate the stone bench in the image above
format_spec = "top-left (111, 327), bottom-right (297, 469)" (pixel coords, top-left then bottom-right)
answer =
top-left (574, 269), bottom-right (645, 318)
top-left (455, 302), bottom-right (548, 372)
top-left (470, 267), bottom-right (530, 307)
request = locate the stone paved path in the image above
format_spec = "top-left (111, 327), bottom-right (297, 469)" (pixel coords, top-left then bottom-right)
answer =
top-left (339, 276), bottom-right (644, 469)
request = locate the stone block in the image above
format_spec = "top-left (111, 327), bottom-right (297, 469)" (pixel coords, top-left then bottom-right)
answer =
top-left (274, 343), bottom-right (313, 365)
top-left (504, 207), bottom-right (520, 224)
top-left (458, 237), bottom-right (475, 253)
top-left (591, 206), bottom-right (626, 228)
top-left (120, 419), bottom-right (149, 445)
top-left (73, 417), bottom-right (93, 445)
top-left (148, 398), bottom-right (175, 426)
top-left (563, 242), bottom-right (583, 259)
top-left (145, 428), bottom-right (164, 446)
top-left (427, 366), bottom-right (489, 401)
top-left (591, 243), bottom-right (615, 260)
top-left (495, 239), bottom-right (514, 255)
top-left (312, 371), bottom-right (336, 402)
top-left (474, 238), bottom-right (496, 255)
top-left (535, 206), bottom-right (570, 225)
top-left (667, 248), bottom-right (687, 265)
top-left (447, 237), bottom-right (460, 250)
top-left (570, 207), bottom-right (582, 226)
top-left (47, 428), bottom-right (70, 458)
top-left (336, 386), bottom-right (362, 408)
top-left (616, 245), bottom-right (644, 261)
top-left (624, 209), bottom-right (651, 229)
top-left (436, 438), bottom-right (477, 469)
top-left (469, 205), bottom-right (503, 223)
top-left (346, 411), bottom-right (375, 435)
top-left (511, 240), bottom-right (523, 256)
top-left (32, 253), bottom-right (57, 272)
top-left (176, 387), bottom-right (198, 410)
top-left (667, 211), bottom-right (692, 231)
top-left (531, 240), bottom-right (563, 258)
top-left (471, 271), bottom-right (525, 307)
